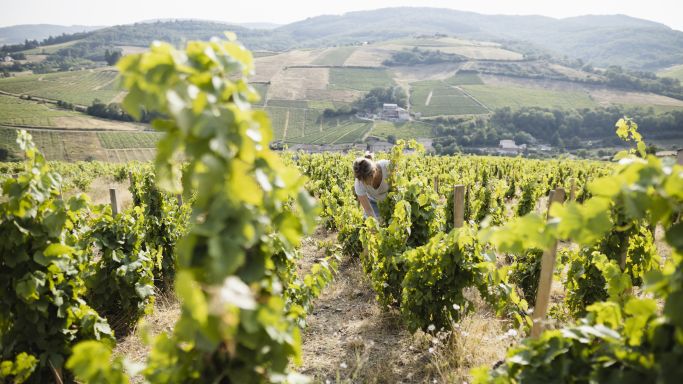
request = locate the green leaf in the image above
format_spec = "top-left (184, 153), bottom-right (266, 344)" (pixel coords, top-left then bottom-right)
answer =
top-left (43, 243), bottom-right (75, 257)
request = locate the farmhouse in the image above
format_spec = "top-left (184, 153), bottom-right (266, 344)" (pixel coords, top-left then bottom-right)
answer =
top-left (382, 103), bottom-right (410, 121)
top-left (497, 140), bottom-right (526, 155)
top-left (2, 55), bottom-right (13, 63)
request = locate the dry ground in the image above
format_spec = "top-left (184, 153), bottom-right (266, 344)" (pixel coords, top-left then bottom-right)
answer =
top-left (344, 47), bottom-right (394, 67)
top-left (268, 67), bottom-right (330, 100)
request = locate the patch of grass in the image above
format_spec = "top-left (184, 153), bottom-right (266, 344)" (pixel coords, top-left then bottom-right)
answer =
top-left (371, 121), bottom-right (434, 139)
top-left (313, 47), bottom-right (357, 66)
top-left (411, 81), bottom-right (489, 117)
top-left (97, 132), bottom-right (163, 149)
top-left (445, 71), bottom-right (484, 85)
top-left (307, 100), bottom-right (336, 110)
top-left (251, 83), bottom-right (269, 105)
top-left (461, 84), bottom-right (595, 109)
top-left (328, 68), bottom-right (395, 92)
top-left (0, 94), bottom-right (81, 126)
top-left (658, 64), bottom-right (683, 82)
top-left (0, 69), bottom-right (120, 105)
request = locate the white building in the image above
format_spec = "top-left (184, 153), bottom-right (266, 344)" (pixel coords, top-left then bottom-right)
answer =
top-left (382, 103), bottom-right (410, 121)
top-left (2, 55), bottom-right (14, 63)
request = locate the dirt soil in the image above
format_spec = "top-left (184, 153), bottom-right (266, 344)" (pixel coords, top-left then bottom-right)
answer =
top-left (299, 248), bottom-right (433, 383)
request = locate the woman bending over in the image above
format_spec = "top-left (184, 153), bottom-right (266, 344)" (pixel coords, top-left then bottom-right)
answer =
top-left (353, 153), bottom-right (391, 219)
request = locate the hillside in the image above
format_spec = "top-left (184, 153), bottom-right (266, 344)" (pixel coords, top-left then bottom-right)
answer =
top-left (9, 9), bottom-right (683, 71)
top-left (276, 8), bottom-right (683, 70)
top-left (0, 24), bottom-right (103, 45)
top-left (4, 34), bottom-right (682, 162)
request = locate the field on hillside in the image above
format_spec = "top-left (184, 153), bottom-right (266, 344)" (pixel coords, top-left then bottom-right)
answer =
top-left (445, 71), bottom-right (485, 85)
top-left (461, 84), bottom-right (595, 109)
top-left (658, 64), bottom-right (683, 82)
top-left (380, 37), bottom-right (524, 61)
top-left (0, 94), bottom-right (83, 126)
top-left (410, 80), bottom-right (489, 116)
top-left (0, 127), bottom-right (106, 161)
top-left (97, 131), bottom-right (162, 149)
top-left (21, 39), bottom-right (83, 54)
top-left (286, 120), bottom-right (372, 144)
top-left (0, 69), bottom-right (120, 105)
top-left (312, 46), bottom-right (358, 65)
top-left (328, 68), bottom-right (395, 91)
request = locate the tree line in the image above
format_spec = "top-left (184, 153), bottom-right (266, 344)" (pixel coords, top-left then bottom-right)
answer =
top-left (431, 105), bottom-right (683, 154)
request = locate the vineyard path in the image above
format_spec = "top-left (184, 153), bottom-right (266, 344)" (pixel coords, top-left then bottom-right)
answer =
top-left (298, 229), bottom-right (432, 383)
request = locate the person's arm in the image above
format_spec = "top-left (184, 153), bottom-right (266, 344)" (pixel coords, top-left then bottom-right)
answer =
top-left (357, 194), bottom-right (376, 218)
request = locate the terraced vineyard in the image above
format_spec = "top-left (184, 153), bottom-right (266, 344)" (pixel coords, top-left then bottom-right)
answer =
top-left (0, 94), bottom-right (82, 127)
top-left (312, 46), bottom-right (358, 65)
top-left (0, 69), bottom-right (120, 106)
top-left (328, 68), bottom-right (395, 91)
top-left (286, 119), bottom-right (372, 144)
top-left (410, 80), bottom-right (489, 117)
top-left (97, 131), bottom-right (162, 149)
top-left (0, 127), bottom-right (105, 161)
top-left (445, 71), bottom-right (485, 85)
top-left (461, 84), bottom-right (595, 109)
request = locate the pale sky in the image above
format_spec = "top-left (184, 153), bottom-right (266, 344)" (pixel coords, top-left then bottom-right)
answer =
top-left (2, 0), bottom-right (683, 31)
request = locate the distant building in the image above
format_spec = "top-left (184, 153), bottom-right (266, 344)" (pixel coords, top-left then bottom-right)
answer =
top-left (498, 140), bottom-right (526, 155)
top-left (2, 55), bottom-right (13, 63)
top-left (382, 103), bottom-right (410, 121)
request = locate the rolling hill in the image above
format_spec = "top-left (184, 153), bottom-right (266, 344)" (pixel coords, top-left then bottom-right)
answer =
top-left (9, 8), bottom-right (682, 71)
top-left (0, 24), bottom-right (103, 45)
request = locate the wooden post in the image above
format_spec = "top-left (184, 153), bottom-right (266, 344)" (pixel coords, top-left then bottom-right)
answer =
top-left (531, 188), bottom-right (566, 338)
top-left (546, 190), bottom-right (555, 219)
top-left (109, 188), bottom-right (120, 215)
top-left (677, 148), bottom-right (683, 165)
top-left (176, 194), bottom-right (183, 206)
top-left (433, 176), bottom-right (439, 194)
top-left (453, 184), bottom-right (465, 228)
top-left (569, 178), bottom-right (576, 201)
top-left (128, 171), bottom-right (134, 187)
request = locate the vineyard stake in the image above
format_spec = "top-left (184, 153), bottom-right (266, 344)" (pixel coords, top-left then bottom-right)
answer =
top-left (569, 178), bottom-right (576, 201)
top-left (109, 188), bottom-right (120, 215)
top-left (677, 148), bottom-right (683, 165)
top-left (453, 184), bottom-right (465, 228)
top-left (128, 171), bottom-right (134, 187)
top-left (176, 194), bottom-right (183, 206)
top-left (434, 176), bottom-right (439, 194)
top-left (546, 190), bottom-right (555, 218)
top-left (531, 187), bottom-right (566, 338)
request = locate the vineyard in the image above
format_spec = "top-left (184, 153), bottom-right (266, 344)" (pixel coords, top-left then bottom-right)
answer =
top-left (1, 37), bottom-right (682, 384)
top-left (0, 94), bottom-right (83, 127)
top-left (0, 69), bottom-right (120, 106)
top-left (410, 80), bottom-right (489, 117)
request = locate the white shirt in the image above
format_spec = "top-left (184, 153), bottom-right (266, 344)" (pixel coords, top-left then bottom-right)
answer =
top-left (354, 159), bottom-right (391, 202)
